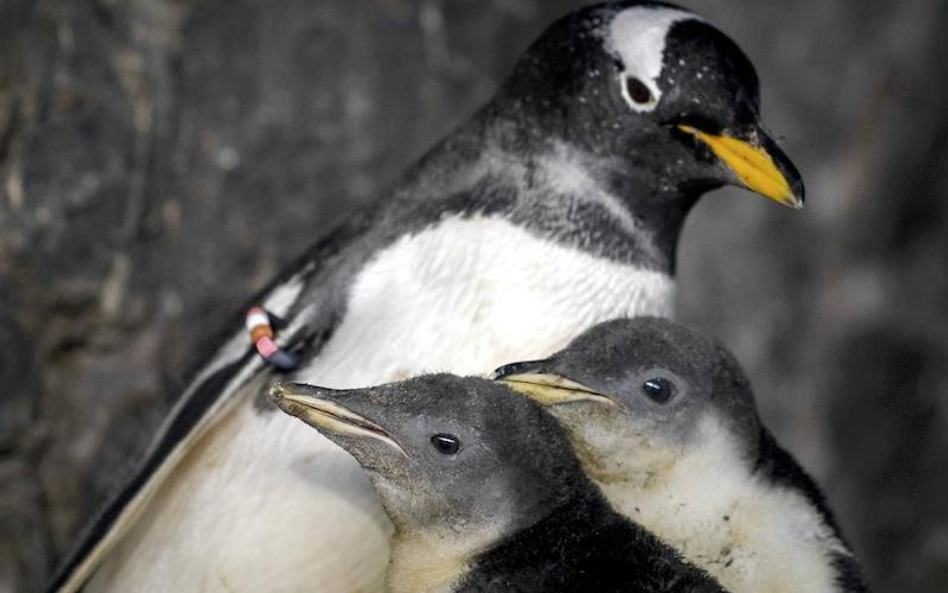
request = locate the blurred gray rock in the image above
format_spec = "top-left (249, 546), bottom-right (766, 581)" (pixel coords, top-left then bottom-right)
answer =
top-left (1, 1), bottom-right (946, 592)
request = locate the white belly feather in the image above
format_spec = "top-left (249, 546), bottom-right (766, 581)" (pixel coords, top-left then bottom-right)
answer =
top-left (88, 216), bottom-right (674, 593)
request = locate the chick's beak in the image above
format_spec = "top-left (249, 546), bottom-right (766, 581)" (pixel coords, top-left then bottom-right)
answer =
top-left (268, 381), bottom-right (407, 456)
top-left (492, 361), bottom-right (617, 407)
top-left (677, 124), bottom-right (805, 209)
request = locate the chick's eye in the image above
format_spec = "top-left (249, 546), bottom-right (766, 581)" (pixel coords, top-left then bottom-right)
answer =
top-left (625, 77), bottom-right (653, 104)
top-left (641, 377), bottom-right (676, 404)
top-left (430, 434), bottom-right (461, 456)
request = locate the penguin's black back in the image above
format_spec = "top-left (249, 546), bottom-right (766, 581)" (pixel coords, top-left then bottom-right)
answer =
top-left (456, 490), bottom-right (725, 593)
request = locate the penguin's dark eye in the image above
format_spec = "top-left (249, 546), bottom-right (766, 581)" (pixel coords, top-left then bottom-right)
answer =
top-left (625, 77), bottom-right (653, 104)
top-left (430, 434), bottom-right (461, 456)
top-left (641, 378), bottom-right (676, 404)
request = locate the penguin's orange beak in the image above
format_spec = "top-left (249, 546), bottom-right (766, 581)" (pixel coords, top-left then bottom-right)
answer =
top-left (677, 124), bottom-right (804, 209)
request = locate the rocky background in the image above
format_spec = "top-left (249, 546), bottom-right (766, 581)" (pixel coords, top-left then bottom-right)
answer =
top-left (1, 0), bottom-right (946, 591)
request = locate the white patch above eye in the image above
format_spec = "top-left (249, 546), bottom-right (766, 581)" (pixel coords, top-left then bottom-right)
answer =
top-left (605, 6), bottom-right (701, 112)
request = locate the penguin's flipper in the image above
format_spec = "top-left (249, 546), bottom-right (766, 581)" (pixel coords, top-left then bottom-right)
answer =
top-left (43, 278), bottom-right (306, 593)
top-left (45, 214), bottom-right (374, 593)
top-left (46, 352), bottom-right (264, 592)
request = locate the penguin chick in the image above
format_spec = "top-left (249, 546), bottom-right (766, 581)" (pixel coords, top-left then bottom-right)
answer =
top-left (494, 317), bottom-right (870, 593)
top-left (270, 377), bottom-right (729, 593)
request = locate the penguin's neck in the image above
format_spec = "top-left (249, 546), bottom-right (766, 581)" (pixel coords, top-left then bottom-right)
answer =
top-left (595, 415), bottom-right (851, 593)
top-left (385, 525), bottom-right (491, 593)
top-left (394, 115), bottom-right (697, 274)
top-left (385, 483), bottom-right (613, 593)
top-left (457, 494), bottom-right (622, 593)
top-left (454, 489), bottom-right (722, 593)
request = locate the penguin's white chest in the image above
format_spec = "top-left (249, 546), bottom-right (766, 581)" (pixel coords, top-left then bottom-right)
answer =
top-left (90, 216), bottom-right (673, 593)
top-left (308, 215), bottom-right (674, 385)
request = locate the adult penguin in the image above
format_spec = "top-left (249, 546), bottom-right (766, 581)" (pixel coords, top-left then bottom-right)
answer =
top-left (48, 2), bottom-right (804, 592)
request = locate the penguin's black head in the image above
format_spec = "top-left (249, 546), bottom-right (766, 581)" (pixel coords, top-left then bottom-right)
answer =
top-left (269, 376), bottom-right (583, 536)
top-left (496, 1), bottom-right (803, 211)
top-left (493, 317), bottom-right (762, 484)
